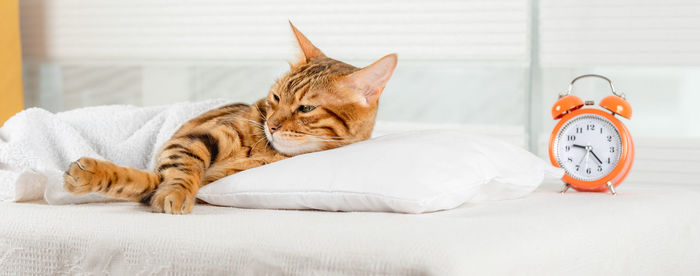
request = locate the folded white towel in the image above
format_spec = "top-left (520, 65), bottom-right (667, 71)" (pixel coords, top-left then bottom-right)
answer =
top-left (0, 100), bottom-right (229, 204)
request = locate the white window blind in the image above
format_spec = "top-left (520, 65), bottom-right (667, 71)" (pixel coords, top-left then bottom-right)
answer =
top-left (20, 0), bottom-right (530, 63)
top-left (627, 138), bottom-right (700, 185)
top-left (539, 0), bottom-right (700, 66)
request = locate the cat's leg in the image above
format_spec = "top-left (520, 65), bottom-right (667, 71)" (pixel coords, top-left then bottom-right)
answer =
top-left (148, 160), bottom-right (202, 214)
top-left (64, 157), bottom-right (160, 201)
top-left (150, 137), bottom-right (287, 214)
top-left (146, 134), bottom-right (220, 214)
top-left (148, 172), bottom-right (200, 214)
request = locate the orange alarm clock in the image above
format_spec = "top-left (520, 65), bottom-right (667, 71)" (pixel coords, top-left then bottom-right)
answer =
top-left (548, 74), bottom-right (634, 194)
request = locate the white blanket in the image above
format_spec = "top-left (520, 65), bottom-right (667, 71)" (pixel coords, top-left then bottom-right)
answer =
top-left (0, 100), bottom-right (229, 204)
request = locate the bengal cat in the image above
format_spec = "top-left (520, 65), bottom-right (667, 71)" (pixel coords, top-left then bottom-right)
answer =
top-left (63, 23), bottom-right (397, 214)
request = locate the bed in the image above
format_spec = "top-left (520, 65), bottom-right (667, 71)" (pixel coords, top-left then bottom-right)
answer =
top-left (1, 180), bottom-right (698, 275)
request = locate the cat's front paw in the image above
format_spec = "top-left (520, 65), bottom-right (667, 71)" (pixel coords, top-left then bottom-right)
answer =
top-left (63, 157), bottom-right (101, 194)
top-left (150, 186), bottom-right (195, 215)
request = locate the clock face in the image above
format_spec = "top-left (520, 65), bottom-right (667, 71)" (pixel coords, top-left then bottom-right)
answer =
top-left (553, 114), bottom-right (623, 181)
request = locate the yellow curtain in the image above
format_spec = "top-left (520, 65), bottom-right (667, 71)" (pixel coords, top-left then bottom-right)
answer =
top-left (0, 0), bottom-right (24, 126)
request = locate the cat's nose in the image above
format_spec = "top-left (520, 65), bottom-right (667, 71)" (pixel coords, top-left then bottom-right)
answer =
top-left (267, 121), bottom-right (280, 133)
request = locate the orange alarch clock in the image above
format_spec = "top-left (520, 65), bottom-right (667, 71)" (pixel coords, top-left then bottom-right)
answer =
top-left (549, 74), bottom-right (634, 195)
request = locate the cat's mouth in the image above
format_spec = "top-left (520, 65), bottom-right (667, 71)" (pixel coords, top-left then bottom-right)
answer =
top-left (264, 125), bottom-right (323, 156)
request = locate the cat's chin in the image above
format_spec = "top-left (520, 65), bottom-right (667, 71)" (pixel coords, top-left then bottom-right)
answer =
top-left (264, 128), bottom-right (322, 156)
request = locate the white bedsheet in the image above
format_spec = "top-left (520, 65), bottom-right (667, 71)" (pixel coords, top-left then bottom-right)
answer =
top-left (1, 181), bottom-right (698, 275)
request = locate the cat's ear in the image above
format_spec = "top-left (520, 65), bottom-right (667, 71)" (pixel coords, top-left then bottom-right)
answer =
top-left (340, 54), bottom-right (398, 106)
top-left (289, 21), bottom-right (325, 63)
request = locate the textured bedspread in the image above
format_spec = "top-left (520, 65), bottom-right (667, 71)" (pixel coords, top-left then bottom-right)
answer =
top-left (1, 182), bottom-right (699, 275)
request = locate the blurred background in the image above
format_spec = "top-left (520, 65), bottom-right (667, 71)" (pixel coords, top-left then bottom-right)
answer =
top-left (2, 0), bottom-right (699, 185)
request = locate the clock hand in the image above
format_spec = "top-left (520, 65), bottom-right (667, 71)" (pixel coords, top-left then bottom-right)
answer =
top-left (578, 150), bottom-right (590, 167)
top-left (573, 144), bottom-right (586, 149)
top-left (589, 149), bottom-right (603, 164)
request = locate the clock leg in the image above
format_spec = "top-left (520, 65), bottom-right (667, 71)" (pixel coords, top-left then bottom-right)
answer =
top-left (607, 181), bottom-right (617, 195)
top-left (560, 183), bottom-right (570, 193)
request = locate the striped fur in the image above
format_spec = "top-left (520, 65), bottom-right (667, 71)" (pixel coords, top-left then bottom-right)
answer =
top-left (63, 23), bottom-right (397, 214)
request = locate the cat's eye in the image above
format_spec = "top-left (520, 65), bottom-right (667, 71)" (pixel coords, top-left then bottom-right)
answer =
top-left (273, 94), bottom-right (280, 101)
top-left (298, 105), bottom-right (316, 113)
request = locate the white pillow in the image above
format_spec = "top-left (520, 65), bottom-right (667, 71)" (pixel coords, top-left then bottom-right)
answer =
top-left (197, 130), bottom-right (563, 213)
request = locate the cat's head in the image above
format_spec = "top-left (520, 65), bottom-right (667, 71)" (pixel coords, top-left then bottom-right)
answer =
top-left (263, 23), bottom-right (397, 156)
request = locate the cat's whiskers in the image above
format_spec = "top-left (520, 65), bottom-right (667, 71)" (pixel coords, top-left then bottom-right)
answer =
top-left (230, 116), bottom-right (264, 129)
top-left (250, 135), bottom-right (269, 151)
top-left (253, 104), bottom-right (267, 124)
top-left (264, 138), bottom-right (271, 148)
